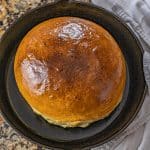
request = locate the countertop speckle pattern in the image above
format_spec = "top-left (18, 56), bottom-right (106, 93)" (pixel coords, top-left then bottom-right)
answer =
top-left (0, 0), bottom-right (90, 149)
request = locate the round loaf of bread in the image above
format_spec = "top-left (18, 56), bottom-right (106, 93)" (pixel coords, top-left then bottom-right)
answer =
top-left (14, 17), bottom-right (126, 128)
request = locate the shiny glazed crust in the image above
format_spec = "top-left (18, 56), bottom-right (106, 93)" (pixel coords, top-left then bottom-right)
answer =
top-left (14, 17), bottom-right (126, 128)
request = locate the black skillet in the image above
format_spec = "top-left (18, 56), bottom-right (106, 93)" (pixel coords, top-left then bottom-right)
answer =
top-left (0, 0), bottom-right (146, 149)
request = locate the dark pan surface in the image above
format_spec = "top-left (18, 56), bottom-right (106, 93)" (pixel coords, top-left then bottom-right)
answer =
top-left (0, 0), bottom-right (146, 149)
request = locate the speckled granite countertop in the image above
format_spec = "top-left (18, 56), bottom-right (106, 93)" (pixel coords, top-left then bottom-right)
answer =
top-left (0, 0), bottom-right (89, 149)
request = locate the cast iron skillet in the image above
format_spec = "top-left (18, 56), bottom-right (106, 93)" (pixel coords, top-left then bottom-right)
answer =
top-left (0, 0), bottom-right (146, 149)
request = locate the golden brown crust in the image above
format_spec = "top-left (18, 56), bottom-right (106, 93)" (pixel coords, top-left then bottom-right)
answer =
top-left (14, 17), bottom-right (126, 127)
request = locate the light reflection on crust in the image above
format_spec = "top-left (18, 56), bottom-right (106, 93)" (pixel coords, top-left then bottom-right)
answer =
top-left (21, 54), bottom-right (49, 95)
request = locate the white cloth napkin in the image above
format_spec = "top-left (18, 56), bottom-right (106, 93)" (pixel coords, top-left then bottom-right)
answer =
top-left (91, 0), bottom-right (150, 150)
